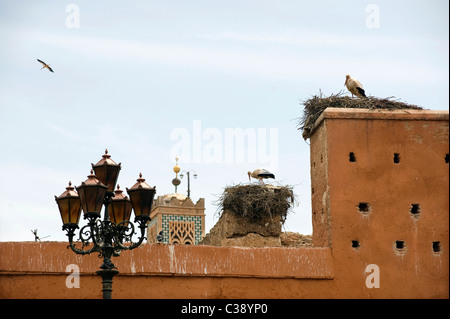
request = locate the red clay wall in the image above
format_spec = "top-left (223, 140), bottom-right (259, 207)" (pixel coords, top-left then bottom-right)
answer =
top-left (0, 108), bottom-right (448, 299)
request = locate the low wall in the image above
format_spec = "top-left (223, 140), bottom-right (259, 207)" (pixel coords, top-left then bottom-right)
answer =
top-left (0, 242), bottom-right (335, 299)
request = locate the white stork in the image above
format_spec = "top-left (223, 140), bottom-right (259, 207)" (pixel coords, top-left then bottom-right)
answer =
top-left (37, 59), bottom-right (54, 73)
top-left (248, 169), bottom-right (275, 184)
top-left (345, 75), bottom-right (365, 98)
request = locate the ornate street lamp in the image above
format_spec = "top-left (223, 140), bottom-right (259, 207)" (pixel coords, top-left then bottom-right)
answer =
top-left (55, 150), bottom-right (156, 299)
top-left (126, 173), bottom-right (156, 221)
top-left (110, 185), bottom-right (132, 227)
top-left (76, 170), bottom-right (108, 221)
top-left (55, 181), bottom-right (82, 232)
top-left (180, 170), bottom-right (197, 198)
top-left (91, 149), bottom-right (121, 192)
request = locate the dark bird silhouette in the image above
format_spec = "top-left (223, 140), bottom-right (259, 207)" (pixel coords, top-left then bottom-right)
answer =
top-left (37, 59), bottom-right (54, 73)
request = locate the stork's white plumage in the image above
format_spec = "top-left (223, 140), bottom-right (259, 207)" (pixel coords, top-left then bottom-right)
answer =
top-left (345, 75), bottom-right (365, 98)
top-left (37, 59), bottom-right (54, 73)
top-left (248, 169), bottom-right (275, 184)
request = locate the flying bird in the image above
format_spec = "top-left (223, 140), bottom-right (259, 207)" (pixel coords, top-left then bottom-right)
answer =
top-left (37, 59), bottom-right (54, 73)
top-left (248, 169), bottom-right (275, 184)
top-left (345, 75), bottom-right (365, 98)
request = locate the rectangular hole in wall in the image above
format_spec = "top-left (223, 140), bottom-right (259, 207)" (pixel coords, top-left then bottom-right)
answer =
top-left (433, 241), bottom-right (441, 253)
top-left (352, 240), bottom-right (360, 249)
top-left (410, 204), bottom-right (421, 218)
top-left (396, 240), bottom-right (404, 250)
top-left (445, 154), bottom-right (449, 163)
top-left (394, 153), bottom-right (400, 164)
top-left (358, 202), bottom-right (370, 214)
top-left (349, 152), bottom-right (356, 162)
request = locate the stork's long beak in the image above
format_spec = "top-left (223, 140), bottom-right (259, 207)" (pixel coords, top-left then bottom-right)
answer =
top-left (248, 172), bottom-right (251, 181)
top-left (344, 78), bottom-right (348, 86)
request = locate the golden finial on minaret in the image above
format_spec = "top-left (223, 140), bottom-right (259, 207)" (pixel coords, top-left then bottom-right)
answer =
top-left (173, 156), bottom-right (180, 174)
top-left (172, 156), bottom-right (181, 192)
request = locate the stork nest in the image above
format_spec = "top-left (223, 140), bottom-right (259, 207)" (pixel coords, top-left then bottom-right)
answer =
top-left (216, 184), bottom-right (295, 224)
top-left (298, 90), bottom-right (424, 140)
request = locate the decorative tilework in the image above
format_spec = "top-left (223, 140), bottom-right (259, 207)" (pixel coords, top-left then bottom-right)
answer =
top-left (169, 221), bottom-right (195, 244)
top-left (161, 214), bottom-right (203, 244)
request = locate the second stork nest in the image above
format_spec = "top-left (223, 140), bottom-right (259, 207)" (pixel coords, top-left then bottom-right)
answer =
top-left (298, 90), bottom-right (424, 140)
top-left (217, 184), bottom-right (295, 224)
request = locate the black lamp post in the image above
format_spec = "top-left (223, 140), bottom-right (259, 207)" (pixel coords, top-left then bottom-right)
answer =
top-left (55, 149), bottom-right (156, 299)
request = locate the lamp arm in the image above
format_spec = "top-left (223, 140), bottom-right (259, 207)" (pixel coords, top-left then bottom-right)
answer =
top-left (113, 219), bottom-right (147, 251)
top-left (67, 234), bottom-right (99, 256)
top-left (65, 222), bottom-right (100, 255)
top-left (67, 240), bottom-right (99, 256)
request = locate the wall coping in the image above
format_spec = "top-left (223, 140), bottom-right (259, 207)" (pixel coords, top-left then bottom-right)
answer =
top-left (0, 242), bottom-right (334, 279)
top-left (311, 108), bottom-right (449, 137)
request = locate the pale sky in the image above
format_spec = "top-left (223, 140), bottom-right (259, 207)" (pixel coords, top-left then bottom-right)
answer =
top-left (0, 0), bottom-right (448, 241)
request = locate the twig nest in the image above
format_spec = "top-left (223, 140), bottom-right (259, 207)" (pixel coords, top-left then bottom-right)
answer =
top-left (216, 184), bottom-right (295, 224)
top-left (298, 90), bottom-right (424, 140)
